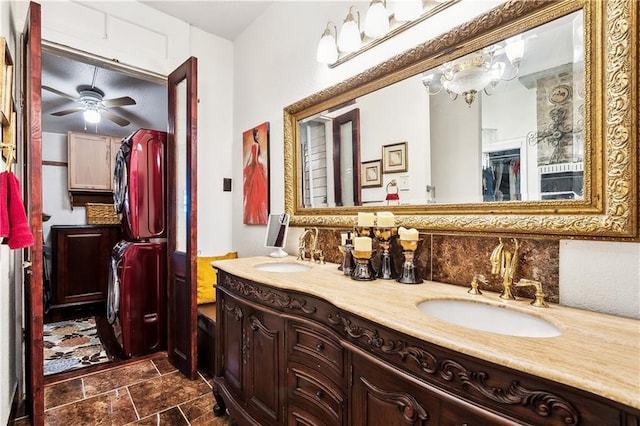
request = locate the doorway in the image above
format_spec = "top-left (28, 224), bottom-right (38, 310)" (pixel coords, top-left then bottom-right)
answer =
top-left (40, 44), bottom-right (167, 380)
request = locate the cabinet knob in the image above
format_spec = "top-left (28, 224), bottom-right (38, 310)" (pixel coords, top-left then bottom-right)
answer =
top-left (315, 343), bottom-right (324, 351)
top-left (315, 390), bottom-right (324, 399)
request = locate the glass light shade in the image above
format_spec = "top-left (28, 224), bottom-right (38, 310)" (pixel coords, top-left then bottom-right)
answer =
top-left (83, 108), bottom-right (101, 123)
top-left (317, 32), bottom-right (338, 64)
top-left (338, 18), bottom-right (362, 53)
top-left (394, 0), bottom-right (422, 22)
top-left (489, 61), bottom-right (506, 82)
top-left (443, 65), bottom-right (495, 95)
top-left (504, 36), bottom-right (525, 64)
top-left (365, 1), bottom-right (390, 39)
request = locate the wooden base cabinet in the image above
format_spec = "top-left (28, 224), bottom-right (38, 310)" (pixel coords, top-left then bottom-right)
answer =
top-left (216, 290), bottom-right (285, 425)
top-left (213, 271), bottom-right (640, 426)
top-left (50, 225), bottom-right (120, 308)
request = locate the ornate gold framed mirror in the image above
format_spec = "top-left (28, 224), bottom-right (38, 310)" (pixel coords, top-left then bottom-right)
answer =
top-left (284, 0), bottom-right (637, 240)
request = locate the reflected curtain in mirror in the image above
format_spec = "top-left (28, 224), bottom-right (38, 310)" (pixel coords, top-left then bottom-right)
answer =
top-left (243, 122), bottom-right (270, 225)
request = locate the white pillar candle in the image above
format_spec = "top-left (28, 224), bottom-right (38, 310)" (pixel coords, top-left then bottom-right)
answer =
top-left (341, 232), bottom-right (348, 246)
top-left (357, 212), bottom-right (375, 227)
top-left (354, 236), bottom-right (372, 252)
top-left (398, 227), bottom-right (419, 241)
top-left (376, 212), bottom-right (395, 227)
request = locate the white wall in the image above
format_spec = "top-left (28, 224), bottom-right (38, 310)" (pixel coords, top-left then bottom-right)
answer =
top-left (190, 26), bottom-right (235, 256)
top-left (42, 132), bottom-right (87, 244)
top-left (232, 0), bottom-right (639, 318)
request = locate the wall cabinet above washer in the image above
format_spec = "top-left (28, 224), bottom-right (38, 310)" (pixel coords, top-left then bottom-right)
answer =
top-left (67, 131), bottom-right (121, 192)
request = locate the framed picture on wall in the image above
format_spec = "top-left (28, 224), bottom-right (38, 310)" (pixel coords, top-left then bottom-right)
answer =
top-left (382, 141), bottom-right (408, 173)
top-left (361, 159), bottom-right (382, 188)
top-left (242, 122), bottom-right (270, 225)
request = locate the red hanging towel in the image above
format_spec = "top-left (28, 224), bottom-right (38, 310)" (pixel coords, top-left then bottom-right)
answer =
top-left (0, 172), bottom-right (8, 238)
top-left (3, 171), bottom-right (34, 249)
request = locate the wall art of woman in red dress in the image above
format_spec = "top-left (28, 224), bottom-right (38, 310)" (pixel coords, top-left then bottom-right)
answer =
top-left (242, 123), bottom-right (269, 225)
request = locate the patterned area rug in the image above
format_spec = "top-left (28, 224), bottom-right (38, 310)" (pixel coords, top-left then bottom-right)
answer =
top-left (44, 317), bottom-right (110, 376)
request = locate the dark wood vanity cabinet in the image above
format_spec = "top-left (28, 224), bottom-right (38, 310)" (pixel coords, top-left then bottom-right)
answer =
top-left (217, 290), bottom-right (286, 424)
top-left (213, 271), bottom-right (640, 426)
top-left (50, 225), bottom-right (120, 308)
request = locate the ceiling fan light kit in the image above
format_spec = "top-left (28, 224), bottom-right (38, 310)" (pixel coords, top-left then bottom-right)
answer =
top-left (43, 67), bottom-right (137, 127)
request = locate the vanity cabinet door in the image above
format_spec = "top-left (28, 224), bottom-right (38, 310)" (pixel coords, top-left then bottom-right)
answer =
top-left (350, 347), bottom-right (439, 425)
top-left (244, 303), bottom-right (286, 424)
top-left (218, 289), bottom-right (286, 425)
top-left (218, 291), bottom-right (246, 396)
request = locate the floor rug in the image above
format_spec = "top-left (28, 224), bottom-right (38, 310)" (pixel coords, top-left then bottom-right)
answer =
top-left (43, 317), bottom-right (110, 376)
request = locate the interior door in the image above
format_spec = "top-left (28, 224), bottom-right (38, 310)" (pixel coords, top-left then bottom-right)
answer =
top-left (23, 2), bottom-right (44, 425)
top-left (166, 57), bottom-right (198, 379)
top-left (332, 109), bottom-right (361, 206)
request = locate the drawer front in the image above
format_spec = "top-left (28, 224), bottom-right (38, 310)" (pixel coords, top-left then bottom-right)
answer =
top-left (288, 362), bottom-right (345, 424)
top-left (288, 403), bottom-right (340, 426)
top-left (288, 322), bottom-right (344, 379)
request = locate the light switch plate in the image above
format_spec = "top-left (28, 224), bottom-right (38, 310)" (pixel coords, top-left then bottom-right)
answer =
top-left (398, 175), bottom-right (410, 191)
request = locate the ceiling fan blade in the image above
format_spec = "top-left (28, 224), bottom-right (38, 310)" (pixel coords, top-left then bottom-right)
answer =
top-left (102, 96), bottom-right (136, 108)
top-left (51, 107), bottom-right (84, 116)
top-left (101, 110), bottom-right (130, 127)
top-left (42, 86), bottom-right (80, 102)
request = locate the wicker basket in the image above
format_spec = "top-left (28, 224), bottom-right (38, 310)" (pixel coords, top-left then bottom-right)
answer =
top-left (85, 203), bottom-right (119, 225)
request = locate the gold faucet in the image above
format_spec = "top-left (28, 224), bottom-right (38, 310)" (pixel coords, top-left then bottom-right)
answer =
top-left (490, 238), bottom-right (519, 300)
top-left (514, 279), bottom-right (549, 308)
top-left (297, 228), bottom-right (323, 263)
top-left (468, 274), bottom-right (487, 295)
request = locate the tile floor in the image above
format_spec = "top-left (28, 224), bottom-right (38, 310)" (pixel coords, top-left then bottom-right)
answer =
top-left (14, 354), bottom-right (233, 425)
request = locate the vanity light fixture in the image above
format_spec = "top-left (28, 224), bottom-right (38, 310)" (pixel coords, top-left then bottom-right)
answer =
top-left (337, 6), bottom-right (362, 53)
top-left (364, 0), bottom-right (390, 39)
top-left (317, 0), bottom-right (459, 67)
top-left (422, 36), bottom-right (525, 106)
top-left (316, 22), bottom-right (338, 64)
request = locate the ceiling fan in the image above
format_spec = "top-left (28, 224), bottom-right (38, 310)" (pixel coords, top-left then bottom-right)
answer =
top-left (43, 67), bottom-right (136, 126)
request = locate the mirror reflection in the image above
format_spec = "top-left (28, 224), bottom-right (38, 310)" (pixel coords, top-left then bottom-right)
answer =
top-left (299, 10), bottom-right (584, 208)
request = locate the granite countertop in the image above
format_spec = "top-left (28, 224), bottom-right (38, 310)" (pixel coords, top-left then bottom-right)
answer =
top-left (213, 256), bottom-right (640, 410)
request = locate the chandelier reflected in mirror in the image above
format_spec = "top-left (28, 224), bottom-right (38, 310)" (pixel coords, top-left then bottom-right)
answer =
top-left (422, 35), bottom-right (525, 106)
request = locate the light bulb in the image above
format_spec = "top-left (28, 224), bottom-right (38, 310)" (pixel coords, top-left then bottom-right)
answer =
top-left (365, 1), bottom-right (389, 39)
top-left (338, 9), bottom-right (362, 53)
top-left (394, 0), bottom-right (422, 22)
top-left (317, 27), bottom-right (338, 64)
top-left (505, 35), bottom-right (525, 64)
top-left (83, 108), bottom-right (101, 124)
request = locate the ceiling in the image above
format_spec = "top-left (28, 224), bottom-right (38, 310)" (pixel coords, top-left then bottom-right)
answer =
top-left (140, 1), bottom-right (273, 41)
top-left (41, 1), bottom-right (272, 137)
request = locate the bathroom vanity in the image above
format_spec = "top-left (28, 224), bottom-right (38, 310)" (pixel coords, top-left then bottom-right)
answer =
top-left (212, 257), bottom-right (639, 425)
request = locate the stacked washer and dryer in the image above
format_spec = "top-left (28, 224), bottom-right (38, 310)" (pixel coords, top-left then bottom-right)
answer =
top-left (108, 129), bottom-right (167, 358)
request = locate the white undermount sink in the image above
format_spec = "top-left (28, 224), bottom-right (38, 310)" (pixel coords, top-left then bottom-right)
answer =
top-left (253, 262), bottom-right (311, 273)
top-left (417, 299), bottom-right (561, 338)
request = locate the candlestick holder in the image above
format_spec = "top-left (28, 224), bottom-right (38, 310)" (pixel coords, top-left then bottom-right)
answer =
top-left (351, 249), bottom-right (375, 281)
top-left (339, 244), bottom-right (355, 276)
top-left (374, 226), bottom-right (397, 279)
top-left (397, 239), bottom-right (422, 284)
top-left (354, 226), bottom-right (374, 238)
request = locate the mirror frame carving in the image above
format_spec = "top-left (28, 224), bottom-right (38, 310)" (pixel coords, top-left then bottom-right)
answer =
top-left (284, 0), bottom-right (638, 240)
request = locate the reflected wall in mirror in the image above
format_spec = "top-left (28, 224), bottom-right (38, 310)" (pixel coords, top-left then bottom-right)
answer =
top-left (284, 0), bottom-right (638, 240)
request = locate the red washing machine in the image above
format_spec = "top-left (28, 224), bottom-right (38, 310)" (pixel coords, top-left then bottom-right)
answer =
top-left (110, 128), bottom-right (167, 358)
top-left (108, 240), bottom-right (166, 358)
top-left (113, 129), bottom-right (166, 241)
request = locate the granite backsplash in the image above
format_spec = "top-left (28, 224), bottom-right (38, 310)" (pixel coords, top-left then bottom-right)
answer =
top-left (301, 228), bottom-right (559, 303)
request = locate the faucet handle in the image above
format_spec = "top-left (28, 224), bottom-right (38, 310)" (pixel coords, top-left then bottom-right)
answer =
top-left (514, 279), bottom-right (549, 308)
top-left (468, 274), bottom-right (487, 295)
